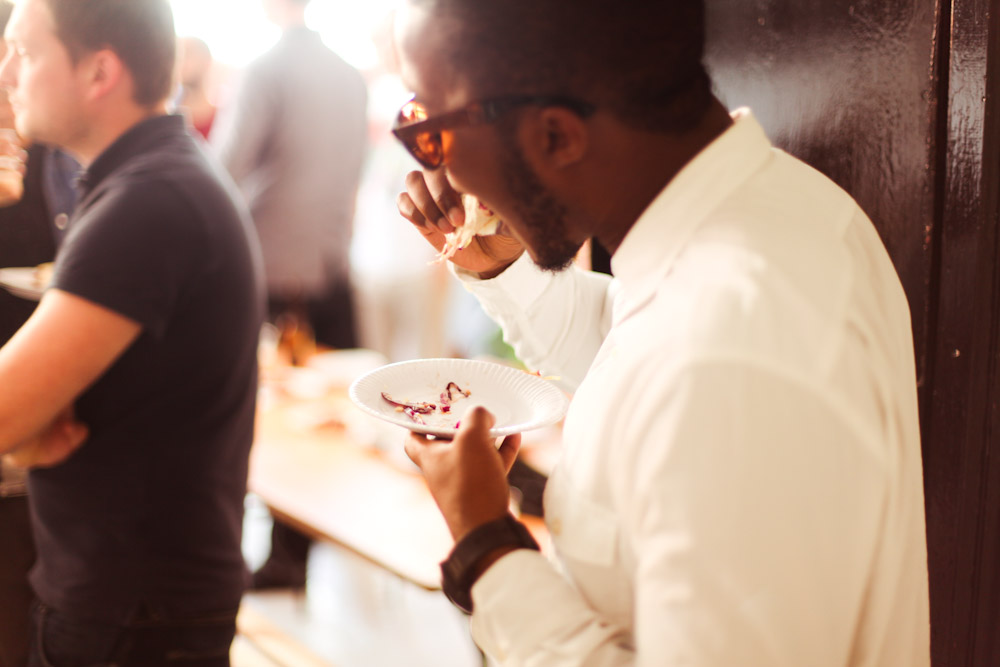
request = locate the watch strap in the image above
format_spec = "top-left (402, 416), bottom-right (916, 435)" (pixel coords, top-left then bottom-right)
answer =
top-left (440, 513), bottom-right (539, 613)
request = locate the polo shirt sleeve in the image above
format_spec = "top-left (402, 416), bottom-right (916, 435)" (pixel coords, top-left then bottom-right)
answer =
top-left (453, 254), bottom-right (617, 392)
top-left (52, 180), bottom-right (201, 339)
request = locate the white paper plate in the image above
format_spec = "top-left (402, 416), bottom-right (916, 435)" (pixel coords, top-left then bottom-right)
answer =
top-left (349, 358), bottom-right (569, 438)
top-left (0, 267), bottom-right (45, 301)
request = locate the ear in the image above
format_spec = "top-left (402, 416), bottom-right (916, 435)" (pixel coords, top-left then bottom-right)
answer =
top-left (522, 106), bottom-right (589, 170)
top-left (79, 49), bottom-right (126, 102)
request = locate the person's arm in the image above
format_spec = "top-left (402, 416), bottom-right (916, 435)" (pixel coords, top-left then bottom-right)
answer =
top-left (0, 289), bottom-right (140, 462)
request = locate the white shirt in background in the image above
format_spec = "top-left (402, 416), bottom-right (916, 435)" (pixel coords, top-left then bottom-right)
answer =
top-left (454, 110), bottom-right (930, 666)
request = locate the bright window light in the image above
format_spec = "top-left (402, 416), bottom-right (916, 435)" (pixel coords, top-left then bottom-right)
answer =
top-left (170, 0), bottom-right (401, 70)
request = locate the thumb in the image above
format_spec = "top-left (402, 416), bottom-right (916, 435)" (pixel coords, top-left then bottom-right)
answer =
top-left (455, 405), bottom-right (495, 446)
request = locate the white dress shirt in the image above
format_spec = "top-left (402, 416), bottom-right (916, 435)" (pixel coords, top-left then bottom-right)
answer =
top-left (455, 110), bottom-right (930, 666)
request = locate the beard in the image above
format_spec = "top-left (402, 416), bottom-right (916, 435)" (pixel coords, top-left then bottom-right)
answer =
top-left (497, 130), bottom-right (582, 272)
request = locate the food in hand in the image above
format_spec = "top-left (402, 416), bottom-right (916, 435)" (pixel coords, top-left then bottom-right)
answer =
top-left (436, 196), bottom-right (501, 261)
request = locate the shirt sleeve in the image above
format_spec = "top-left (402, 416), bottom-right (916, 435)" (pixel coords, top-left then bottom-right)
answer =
top-left (453, 254), bottom-right (617, 392)
top-left (52, 181), bottom-right (201, 339)
top-left (469, 359), bottom-right (885, 665)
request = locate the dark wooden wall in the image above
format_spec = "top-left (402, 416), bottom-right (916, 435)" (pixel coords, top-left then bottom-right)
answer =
top-left (704, 0), bottom-right (1000, 664)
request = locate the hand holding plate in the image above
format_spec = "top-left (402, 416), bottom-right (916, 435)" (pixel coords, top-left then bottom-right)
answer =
top-left (405, 406), bottom-right (521, 541)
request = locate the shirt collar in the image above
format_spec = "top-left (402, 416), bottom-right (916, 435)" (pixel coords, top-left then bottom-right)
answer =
top-left (610, 109), bottom-right (774, 316)
top-left (76, 114), bottom-right (186, 197)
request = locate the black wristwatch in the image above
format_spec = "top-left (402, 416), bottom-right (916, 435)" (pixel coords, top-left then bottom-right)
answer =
top-left (440, 513), bottom-right (540, 613)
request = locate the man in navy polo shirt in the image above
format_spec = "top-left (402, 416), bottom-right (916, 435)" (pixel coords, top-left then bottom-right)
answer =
top-left (0, 1), bottom-right (264, 664)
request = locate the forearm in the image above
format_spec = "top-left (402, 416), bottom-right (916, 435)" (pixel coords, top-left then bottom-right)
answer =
top-left (0, 290), bottom-right (140, 453)
top-left (0, 348), bottom-right (78, 454)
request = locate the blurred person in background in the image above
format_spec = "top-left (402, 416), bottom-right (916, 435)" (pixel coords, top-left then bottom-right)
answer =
top-left (173, 36), bottom-right (216, 140)
top-left (395, 0), bottom-right (929, 663)
top-left (211, 0), bottom-right (367, 590)
top-left (0, 1), bottom-right (79, 663)
top-left (0, 0), bottom-right (264, 664)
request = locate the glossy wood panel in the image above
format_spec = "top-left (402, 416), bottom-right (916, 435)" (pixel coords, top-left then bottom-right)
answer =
top-left (926, 0), bottom-right (1000, 663)
top-left (704, 0), bottom-right (939, 387)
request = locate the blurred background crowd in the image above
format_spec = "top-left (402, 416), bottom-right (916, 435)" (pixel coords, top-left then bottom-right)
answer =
top-left (170, 0), bottom-right (503, 366)
top-left (168, 0), bottom-right (524, 606)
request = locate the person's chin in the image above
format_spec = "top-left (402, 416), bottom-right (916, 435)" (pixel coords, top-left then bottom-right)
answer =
top-left (530, 249), bottom-right (577, 274)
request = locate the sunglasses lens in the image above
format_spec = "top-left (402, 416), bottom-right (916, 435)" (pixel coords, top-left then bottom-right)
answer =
top-left (395, 101), bottom-right (444, 169)
top-left (412, 131), bottom-right (443, 168)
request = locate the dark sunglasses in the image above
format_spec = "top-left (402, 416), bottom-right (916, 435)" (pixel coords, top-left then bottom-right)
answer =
top-left (392, 94), bottom-right (596, 169)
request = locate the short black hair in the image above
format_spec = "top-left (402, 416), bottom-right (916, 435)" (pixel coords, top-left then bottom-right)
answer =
top-left (44, 0), bottom-right (176, 106)
top-left (409, 0), bottom-right (713, 134)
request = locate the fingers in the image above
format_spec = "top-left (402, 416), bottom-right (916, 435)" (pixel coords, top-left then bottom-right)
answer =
top-left (0, 173), bottom-right (24, 207)
top-left (0, 154), bottom-right (25, 174)
top-left (0, 128), bottom-right (28, 207)
top-left (401, 169), bottom-right (464, 234)
top-left (0, 129), bottom-right (25, 161)
top-left (60, 419), bottom-right (89, 451)
top-left (0, 129), bottom-right (27, 181)
top-left (404, 431), bottom-right (430, 468)
top-left (497, 433), bottom-right (521, 473)
top-left (3, 420), bottom-right (89, 469)
top-left (397, 190), bottom-right (429, 227)
top-left (426, 168), bottom-right (465, 229)
top-left (403, 170), bottom-right (451, 233)
top-left (38, 419), bottom-right (88, 468)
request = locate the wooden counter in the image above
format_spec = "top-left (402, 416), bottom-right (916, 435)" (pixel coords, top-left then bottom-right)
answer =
top-left (248, 383), bottom-right (548, 591)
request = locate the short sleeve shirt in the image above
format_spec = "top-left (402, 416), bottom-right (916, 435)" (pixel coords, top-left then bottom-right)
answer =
top-left (28, 114), bottom-right (265, 623)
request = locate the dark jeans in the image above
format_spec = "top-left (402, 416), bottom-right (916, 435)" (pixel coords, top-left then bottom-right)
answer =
top-left (28, 601), bottom-right (237, 667)
top-left (0, 495), bottom-right (35, 667)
